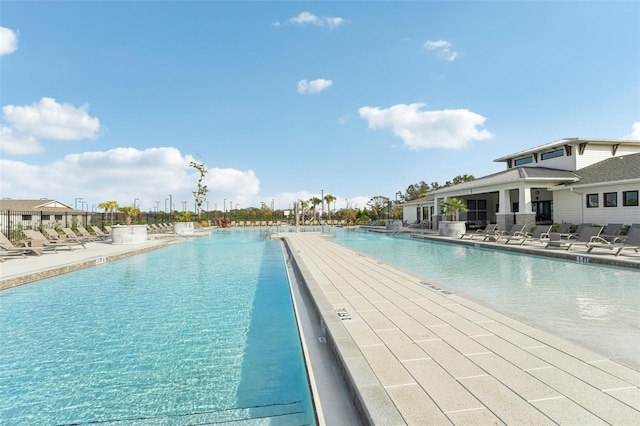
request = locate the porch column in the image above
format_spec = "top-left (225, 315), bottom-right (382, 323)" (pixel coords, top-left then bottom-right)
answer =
top-left (496, 189), bottom-right (511, 230)
top-left (517, 186), bottom-right (536, 228)
top-left (433, 198), bottom-right (440, 229)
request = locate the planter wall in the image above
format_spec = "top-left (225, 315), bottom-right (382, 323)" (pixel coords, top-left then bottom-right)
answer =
top-left (173, 222), bottom-right (194, 235)
top-left (438, 221), bottom-right (466, 238)
top-left (111, 225), bottom-right (148, 245)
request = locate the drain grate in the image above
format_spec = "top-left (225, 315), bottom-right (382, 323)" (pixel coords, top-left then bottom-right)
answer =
top-left (419, 281), bottom-right (454, 295)
top-left (335, 307), bottom-right (352, 321)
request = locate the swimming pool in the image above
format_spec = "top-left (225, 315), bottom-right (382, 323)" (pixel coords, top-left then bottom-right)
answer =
top-left (333, 229), bottom-right (640, 369)
top-left (0, 230), bottom-right (316, 425)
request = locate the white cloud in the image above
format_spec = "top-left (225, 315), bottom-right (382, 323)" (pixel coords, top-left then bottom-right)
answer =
top-left (0, 147), bottom-right (260, 211)
top-left (3, 97), bottom-right (100, 140)
top-left (273, 12), bottom-right (348, 29)
top-left (622, 121), bottom-right (640, 140)
top-left (297, 78), bottom-right (333, 95)
top-left (0, 27), bottom-right (18, 56)
top-left (0, 126), bottom-right (43, 155)
top-left (424, 39), bottom-right (459, 62)
top-left (358, 103), bottom-right (493, 150)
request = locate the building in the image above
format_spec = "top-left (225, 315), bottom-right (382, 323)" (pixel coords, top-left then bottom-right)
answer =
top-left (402, 138), bottom-right (640, 229)
top-left (0, 199), bottom-right (91, 237)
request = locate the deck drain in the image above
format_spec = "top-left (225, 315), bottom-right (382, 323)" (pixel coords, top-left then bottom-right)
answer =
top-left (419, 281), bottom-right (454, 295)
top-left (335, 308), bottom-right (352, 321)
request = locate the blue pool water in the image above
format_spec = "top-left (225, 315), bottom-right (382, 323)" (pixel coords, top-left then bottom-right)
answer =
top-left (333, 229), bottom-right (640, 369)
top-left (0, 230), bottom-right (315, 425)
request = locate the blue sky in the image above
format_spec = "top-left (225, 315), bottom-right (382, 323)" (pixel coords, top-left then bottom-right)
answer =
top-left (1, 1), bottom-right (639, 213)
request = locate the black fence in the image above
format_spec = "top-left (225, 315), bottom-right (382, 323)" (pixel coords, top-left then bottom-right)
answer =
top-left (1, 210), bottom-right (175, 242)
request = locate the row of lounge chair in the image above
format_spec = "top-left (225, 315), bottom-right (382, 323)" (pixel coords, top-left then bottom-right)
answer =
top-left (0, 226), bottom-right (113, 262)
top-left (459, 223), bottom-right (640, 257)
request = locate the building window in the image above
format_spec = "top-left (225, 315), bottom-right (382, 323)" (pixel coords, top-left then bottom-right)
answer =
top-left (465, 199), bottom-right (487, 222)
top-left (21, 215), bottom-right (32, 221)
top-left (604, 192), bottom-right (617, 207)
top-left (55, 215), bottom-right (62, 221)
top-left (514, 156), bottom-right (533, 166)
top-left (586, 194), bottom-right (599, 208)
top-left (623, 190), bottom-right (639, 206)
top-left (41, 215), bottom-right (50, 220)
top-left (541, 149), bottom-right (564, 160)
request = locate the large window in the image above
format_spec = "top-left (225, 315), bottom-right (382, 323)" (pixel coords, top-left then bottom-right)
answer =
top-left (586, 194), bottom-right (599, 208)
top-left (541, 149), bottom-right (564, 160)
top-left (466, 199), bottom-right (487, 222)
top-left (604, 192), bottom-right (617, 207)
top-left (623, 190), bottom-right (639, 206)
top-left (514, 156), bottom-right (533, 166)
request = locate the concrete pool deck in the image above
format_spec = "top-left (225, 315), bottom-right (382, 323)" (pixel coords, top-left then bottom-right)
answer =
top-left (283, 232), bottom-right (640, 425)
top-left (2, 229), bottom-right (639, 425)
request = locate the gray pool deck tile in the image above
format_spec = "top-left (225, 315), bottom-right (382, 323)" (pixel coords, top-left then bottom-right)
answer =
top-left (283, 232), bottom-right (640, 425)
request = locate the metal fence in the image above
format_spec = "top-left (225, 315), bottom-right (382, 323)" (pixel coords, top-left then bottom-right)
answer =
top-left (0, 210), bottom-right (174, 242)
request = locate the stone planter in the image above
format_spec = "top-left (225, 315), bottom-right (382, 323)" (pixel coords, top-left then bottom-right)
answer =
top-left (438, 221), bottom-right (466, 238)
top-left (173, 222), bottom-right (194, 236)
top-left (111, 225), bottom-right (147, 245)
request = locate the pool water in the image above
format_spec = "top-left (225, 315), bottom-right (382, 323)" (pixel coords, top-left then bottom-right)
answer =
top-left (334, 229), bottom-right (640, 369)
top-left (0, 230), bottom-right (315, 425)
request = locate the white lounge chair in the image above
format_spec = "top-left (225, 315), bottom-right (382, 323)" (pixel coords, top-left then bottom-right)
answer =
top-left (546, 226), bottom-right (603, 251)
top-left (460, 223), bottom-right (497, 240)
top-left (587, 228), bottom-right (640, 256)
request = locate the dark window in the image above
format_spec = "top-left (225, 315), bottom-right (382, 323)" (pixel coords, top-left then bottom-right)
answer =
top-left (623, 190), bottom-right (639, 206)
top-left (55, 215), bottom-right (62, 220)
top-left (21, 215), bottom-right (32, 220)
top-left (466, 200), bottom-right (476, 209)
top-left (41, 215), bottom-right (50, 220)
top-left (586, 194), bottom-right (599, 208)
top-left (477, 200), bottom-right (487, 209)
top-left (541, 149), bottom-right (564, 160)
top-left (514, 156), bottom-right (533, 166)
top-left (604, 192), bottom-right (617, 207)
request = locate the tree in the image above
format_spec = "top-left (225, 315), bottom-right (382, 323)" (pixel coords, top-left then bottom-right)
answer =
top-left (403, 181), bottom-right (430, 201)
top-left (309, 197), bottom-right (322, 221)
top-left (299, 199), bottom-right (309, 223)
top-left (323, 193), bottom-right (336, 219)
top-left (189, 160), bottom-right (208, 220)
top-left (441, 198), bottom-right (468, 221)
top-left (99, 200), bottom-right (118, 225)
top-left (445, 174), bottom-right (475, 187)
top-left (117, 205), bottom-right (140, 225)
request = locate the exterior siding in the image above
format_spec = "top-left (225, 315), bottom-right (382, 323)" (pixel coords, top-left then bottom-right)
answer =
top-left (536, 153), bottom-right (576, 171)
top-left (576, 145), bottom-right (619, 169)
top-left (553, 183), bottom-right (640, 225)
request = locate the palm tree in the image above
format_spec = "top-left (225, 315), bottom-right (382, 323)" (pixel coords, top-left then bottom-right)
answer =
top-left (98, 200), bottom-right (118, 225)
top-left (117, 206), bottom-right (140, 225)
top-left (324, 194), bottom-right (336, 220)
top-left (309, 197), bottom-right (321, 221)
top-left (299, 199), bottom-right (309, 224)
top-left (441, 198), bottom-right (468, 221)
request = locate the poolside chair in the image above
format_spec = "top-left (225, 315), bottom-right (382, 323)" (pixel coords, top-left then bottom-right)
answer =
top-left (91, 226), bottom-right (111, 239)
top-left (460, 223), bottom-right (497, 240)
top-left (62, 227), bottom-right (92, 243)
top-left (587, 228), bottom-right (640, 256)
top-left (597, 223), bottom-right (624, 242)
top-left (76, 226), bottom-right (103, 241)
top-left (565, 223), bottom-right (590, 240)
top-left (0, 231), bottom-right (41, 260)
top-left (43, 227), bottom-right (64, 241)
top-left (553, 222), bottom-right (573, 239)
top-left (23, 229), bottom-right (86, 251)
top-left (492, 224), bottom-right (527, 242)
top-left (545, 226), bottom-right (603, 251)
top-left (505, 225), bottom-right (552, 245)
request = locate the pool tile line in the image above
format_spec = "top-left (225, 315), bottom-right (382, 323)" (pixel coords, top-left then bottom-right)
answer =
top-left (283, 232), bottom-right (640, 426)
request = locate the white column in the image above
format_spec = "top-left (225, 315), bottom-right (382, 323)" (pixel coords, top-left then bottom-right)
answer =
top-left (519, 186), bottom-right (532, 214)
top-left (498, 189), bottom-right (510, 214)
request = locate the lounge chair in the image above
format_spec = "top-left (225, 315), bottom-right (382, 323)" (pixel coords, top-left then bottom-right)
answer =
top-left (565, 223), bottom-right (590, 240)
top-left (587, 228), bottom-right (640, 256)
top-left (0, 231), bottom-right (42, 260)
top-left (553, 222), bottom-right (573, 239)
top-left (492, 224), bottom-right (527, 242)
top-left (545, 226), bottom-right (603, 251)
top-left (460, 223), bottom-right (497, 240)
top-left (43, 227), bottom-right (64, 241)
top-left (597, 223), bottom-right (624, 242)
top-left (91, 226), bottom-right (111, 239)
top-left (76, 226), bottom-right (103, 241)
top-left (505, 225), bottom-right (552, 245)
top-left (62, 227), bottom-right (92, 243)
top-left (23, 229), bottom-right (86, 250)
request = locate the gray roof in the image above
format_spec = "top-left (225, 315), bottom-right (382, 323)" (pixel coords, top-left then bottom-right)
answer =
top-left (566, 152), bottom-right (640, 186)
top-left (0, 199), bottom-right (80, 212)
top-left (494, 138), bottom-right (640, 162)
top-left (431, 167), bottom-right (580, 194)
